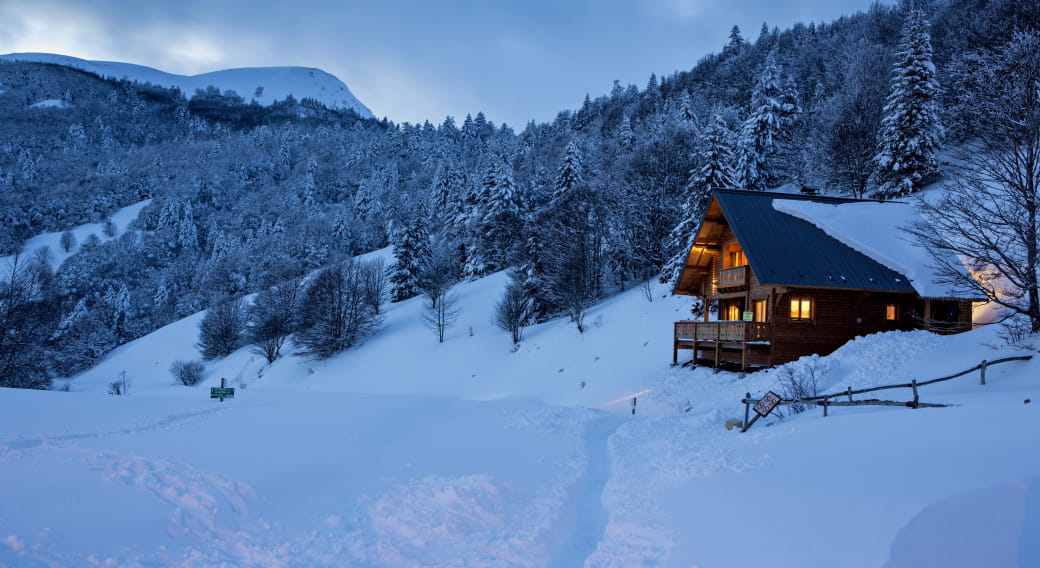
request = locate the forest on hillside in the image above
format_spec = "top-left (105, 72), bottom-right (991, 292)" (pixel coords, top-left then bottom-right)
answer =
top-left (1, 0), bottom-right (1038, 389)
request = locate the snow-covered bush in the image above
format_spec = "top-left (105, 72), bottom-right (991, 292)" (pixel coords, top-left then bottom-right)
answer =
top-left (170, 360), bottom-right (205, 386)
top-left (775, 355), bottom-right (830, 415)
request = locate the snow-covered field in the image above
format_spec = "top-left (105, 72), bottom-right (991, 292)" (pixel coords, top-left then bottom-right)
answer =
top-left (2, 256), bottom-right (1039, 566)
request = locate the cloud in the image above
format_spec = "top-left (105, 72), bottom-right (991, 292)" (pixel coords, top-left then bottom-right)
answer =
top-left (0, 1), bottom-right (114, 58)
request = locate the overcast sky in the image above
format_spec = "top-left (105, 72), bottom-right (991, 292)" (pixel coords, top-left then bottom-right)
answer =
top-left (0, 0), bottom-right (882, 127)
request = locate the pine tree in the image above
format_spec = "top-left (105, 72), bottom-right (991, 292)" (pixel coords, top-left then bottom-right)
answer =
top-left (541, 141), bottom-right (602, 332)
top-left (661, 112), bottom-right (736, 283)
top-left (735, 50), bottom-right (800, 190)
top-left (479, 156), bottom-right (523, 269)
top-left (872, 8), bottom-right (942, 199)
top-left (389, 207), bottom-right (432, 302)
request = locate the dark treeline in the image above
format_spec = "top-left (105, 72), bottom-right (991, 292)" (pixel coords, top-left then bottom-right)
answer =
top-left (1, 0), bottom-right (1037, 388)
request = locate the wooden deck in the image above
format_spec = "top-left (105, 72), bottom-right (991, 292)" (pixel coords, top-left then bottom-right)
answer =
top-left (673, 320), bottom-right (771, 370)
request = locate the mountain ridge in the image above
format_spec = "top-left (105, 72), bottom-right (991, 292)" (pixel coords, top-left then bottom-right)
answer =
top-left (0, 52), bottom-right (374, 117)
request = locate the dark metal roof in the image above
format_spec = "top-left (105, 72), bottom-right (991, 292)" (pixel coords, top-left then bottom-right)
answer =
top-left (714, 189), bottom-right (917, 293)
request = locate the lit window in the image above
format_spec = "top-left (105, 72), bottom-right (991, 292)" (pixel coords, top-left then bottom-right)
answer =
top-left (885, 304), bottom-right (897, 321)
top-left (753, 299), bottom-right (767, 322)
top-left (726, 304), bottom-right (741, 321)
top-left (790, 297), bottom-right (813, 320)
top-left (724, 243), bottom-right (746, 268)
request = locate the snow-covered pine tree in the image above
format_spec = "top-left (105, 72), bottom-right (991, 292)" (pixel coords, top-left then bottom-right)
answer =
top-left (677, 91), bottom-right (699, 130)
top-left (480, 155), bottom-right (523, 269)
top-left (541, 141), bottom-right (603, 332)
top-left (872, 8), bottom-right (942, 199)
top-left (388, 205), bottom-right (432, 302)
top-left (734, 49), bottom-right (800, 190)
top-left (617, 114), bottom-right (635, 149)
top-left (661, 111), bottom-right (736, 284)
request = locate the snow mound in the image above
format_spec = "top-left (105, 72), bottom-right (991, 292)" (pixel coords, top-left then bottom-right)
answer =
top-left (0, 52), bottom-right (373, 118)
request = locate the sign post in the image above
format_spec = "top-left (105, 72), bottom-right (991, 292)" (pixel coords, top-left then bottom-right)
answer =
top-left (210, 377), bottom-right (235, 402)
top-left (741, 390), bottom-right (781, 433)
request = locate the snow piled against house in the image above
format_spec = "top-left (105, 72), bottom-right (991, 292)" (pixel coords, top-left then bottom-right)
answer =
top-left (772, 198), bottom-right (966, 298)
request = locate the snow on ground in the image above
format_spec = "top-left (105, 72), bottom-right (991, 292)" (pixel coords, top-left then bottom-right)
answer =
top-left (773, 198), bottom-right (967, 298)
top-left (27, 98), bottom-right (70, 109)
top-left (0, 199), bottom-right (151, 276)
top-left (3, 251), bottom-right (1040, 566)
top-left (0, 53), bottom-right (374, 117)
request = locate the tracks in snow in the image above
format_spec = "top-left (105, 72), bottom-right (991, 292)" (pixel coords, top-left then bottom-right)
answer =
top-left (549, 414), bottom-right (624, 568)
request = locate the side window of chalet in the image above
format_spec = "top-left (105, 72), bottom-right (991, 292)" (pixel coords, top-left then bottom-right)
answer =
top-left (753, 299), bottom-right (767, 322)
top-left (789, 296), bottom-right (813, 320)
top-left (885, 304), bottom-right (897, 321)
top-left (724, 242), bottom-right (746, 268)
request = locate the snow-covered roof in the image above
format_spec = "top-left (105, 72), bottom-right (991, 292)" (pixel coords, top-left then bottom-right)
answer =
top-left (772, 198), bottom-right (964, 298)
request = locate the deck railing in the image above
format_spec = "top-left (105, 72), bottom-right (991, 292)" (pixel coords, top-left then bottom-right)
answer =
top-left (674, 320), bottom-right (769, 343)
top-left (718, 265), bottom-right (748, 288)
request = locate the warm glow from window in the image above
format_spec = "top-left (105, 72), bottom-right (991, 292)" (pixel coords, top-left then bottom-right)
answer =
top-left (886, 304), bottom-right (897, 321)
top-left (724, 243), bottom-right (746, 268)
top-left (753, 300), bottom-right (767, 322)
top-left (726, 304), bottom-right (741, 320)
top-left (790, 297), bottom-right (812, 320)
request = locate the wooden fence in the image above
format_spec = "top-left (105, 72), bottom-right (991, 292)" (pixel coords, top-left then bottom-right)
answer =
top-left (740, 354), bottom-right (1033, 432)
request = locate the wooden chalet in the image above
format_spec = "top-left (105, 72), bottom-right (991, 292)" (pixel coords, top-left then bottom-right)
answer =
top-left (672, 190), bottom-right (979, 370)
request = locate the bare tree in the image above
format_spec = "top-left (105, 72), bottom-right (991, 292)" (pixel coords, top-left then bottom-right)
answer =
top-left (247, 280), bottom-right (300, 364)
top-left (197, 297), bottom-right (246, 360)
top-left (493, 279), bottom-right (531, 345)
top-left (418, 238), bottom-right (460, 343)
top-left (59, 230), bottom-right (77, 253)
top-left (296, 260), bottom-right (382, 359)
top-left (359, 257), bottom-right (388, 315)
top-left (908, 32), bottom-right (1040, 334)
top-left (0, 253), bottom-right (59, 389)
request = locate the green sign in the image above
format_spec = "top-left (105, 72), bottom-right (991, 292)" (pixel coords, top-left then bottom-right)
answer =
top-left (210, 387), bottom-right (235, 399)
top-left (742, 311), bottom-right (754, 322)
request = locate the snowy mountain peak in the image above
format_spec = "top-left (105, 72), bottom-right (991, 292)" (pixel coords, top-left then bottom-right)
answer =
top-left (0, 52), bottom-right (374, 118)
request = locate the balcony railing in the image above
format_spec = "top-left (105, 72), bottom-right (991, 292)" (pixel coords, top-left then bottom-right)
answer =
top-left (718, 265), bottom-right (748, 288)
top-left (674, 320), bottom-right (770, 343)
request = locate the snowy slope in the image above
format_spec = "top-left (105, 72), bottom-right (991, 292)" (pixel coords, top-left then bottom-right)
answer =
top-left (2, 249), bottom-right (1038, 566)
top-left (0, 199), bottom-right (150, 277)
top-left (0, 52), bottom-right (373, 117)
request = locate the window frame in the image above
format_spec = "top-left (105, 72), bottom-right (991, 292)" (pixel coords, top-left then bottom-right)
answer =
top-left (789, 296), bottom-right (814, 321)
top-left (753, 299), bottom-right (768, 323)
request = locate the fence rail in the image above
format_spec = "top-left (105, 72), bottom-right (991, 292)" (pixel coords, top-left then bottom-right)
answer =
top-left (739, 354), bottom-right (1033, 432)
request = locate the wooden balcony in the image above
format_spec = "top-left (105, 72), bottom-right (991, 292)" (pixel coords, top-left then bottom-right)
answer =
top-left (673, 320), bottom-right (771, 370)
top-left (718, 265), bottom-right (748, 289)
top-left (674, 320), bottom-right (769, 343)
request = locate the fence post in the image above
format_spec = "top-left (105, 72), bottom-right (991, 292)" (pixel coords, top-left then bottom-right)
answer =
top-left (744, 393), bottom-right (751, 428)
top-left (822, 398), bottom-right (828, 417)
top-left (847, 386), bottom-right (853, 402)
top-left (980, 360), bottom-right (988, 385)
top-left (911, 379), bottom-right (919, 409)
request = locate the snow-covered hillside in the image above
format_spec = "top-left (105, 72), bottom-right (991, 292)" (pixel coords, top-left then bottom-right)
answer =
top-left (0, 52), bottom-right (373, 117)
top-left (1, 251), bottom-right (1036, 566)
top-left (0, 200), bottom-right (150, 276)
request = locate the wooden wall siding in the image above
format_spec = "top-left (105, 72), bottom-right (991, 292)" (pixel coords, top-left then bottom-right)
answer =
top-left (768, 288), bottom-right (918, 365)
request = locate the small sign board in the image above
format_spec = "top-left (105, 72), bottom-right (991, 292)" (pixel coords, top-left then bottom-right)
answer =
top-left (742, 311), bottom-right (754, 322)
top-left (210, 387), bottom-right (235, 400)
top-left (754, 390), bottom-right (781, 417)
